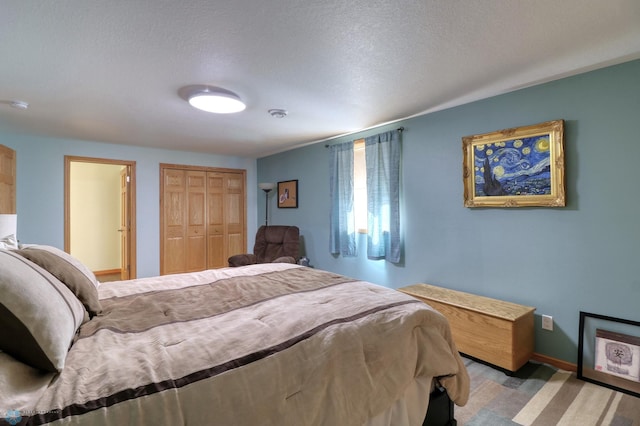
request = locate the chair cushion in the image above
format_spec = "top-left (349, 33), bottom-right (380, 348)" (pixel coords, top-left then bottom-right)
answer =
top-left (272, 256), bottom-right (296, 264)
top-left (227, 253), bottom-right (257, 267)
top-left (254, 226), bottom-right (299, 263)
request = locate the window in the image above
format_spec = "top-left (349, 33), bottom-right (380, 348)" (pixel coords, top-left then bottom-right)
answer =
top-left (329, 130), bottom-right (401, 262)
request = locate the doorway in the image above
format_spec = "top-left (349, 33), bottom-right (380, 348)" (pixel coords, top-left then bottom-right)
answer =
top-left (64, 156), bottom-right (136, 281)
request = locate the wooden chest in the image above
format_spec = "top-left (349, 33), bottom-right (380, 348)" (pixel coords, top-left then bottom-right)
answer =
top-left (399, 283), bottom-right (535, 372)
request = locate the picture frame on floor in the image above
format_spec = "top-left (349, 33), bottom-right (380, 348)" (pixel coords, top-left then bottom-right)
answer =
top-left (578, 311), bottom-right (640, 398)
top-left (462, 119), bottom-right (565, 207)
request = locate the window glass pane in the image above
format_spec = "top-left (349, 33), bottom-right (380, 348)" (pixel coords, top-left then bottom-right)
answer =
top-left (353, 140), bottom-right (367, 233)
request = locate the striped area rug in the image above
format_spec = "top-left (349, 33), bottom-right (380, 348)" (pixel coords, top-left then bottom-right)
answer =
top-left (455, 356), bottom-right (640, 425)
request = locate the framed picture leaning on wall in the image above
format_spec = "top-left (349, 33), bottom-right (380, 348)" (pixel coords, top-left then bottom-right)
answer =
top-left (578, 311), bottom-right (640, 398)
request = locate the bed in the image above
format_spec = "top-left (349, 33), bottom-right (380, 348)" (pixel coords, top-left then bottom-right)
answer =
top-left (0, 246), bottom-right (469, 425)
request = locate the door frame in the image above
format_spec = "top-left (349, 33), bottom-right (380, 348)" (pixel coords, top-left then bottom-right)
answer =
top-left (64, 156), bottom-right (137, 279)
top-left (0, 144), bottom-right (16, 214)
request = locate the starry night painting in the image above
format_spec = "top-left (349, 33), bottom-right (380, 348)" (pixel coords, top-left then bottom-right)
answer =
top-left (462, 120), bottom-right (565, 207)
top-left (473, 135), bottom-right (551, 197)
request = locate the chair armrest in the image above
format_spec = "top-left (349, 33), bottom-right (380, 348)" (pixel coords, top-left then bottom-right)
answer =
top-left (228, 254), bottom-right (257, 267)
top-left (271, 256), bottom-right (296, 264)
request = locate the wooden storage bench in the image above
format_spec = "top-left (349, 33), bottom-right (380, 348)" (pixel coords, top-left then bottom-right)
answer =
top-left (399, 283), bottom-right (535, 372)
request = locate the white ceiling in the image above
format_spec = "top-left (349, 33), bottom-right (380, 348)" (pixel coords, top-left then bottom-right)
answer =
top-left (2, 1), bottom-right (640, 158)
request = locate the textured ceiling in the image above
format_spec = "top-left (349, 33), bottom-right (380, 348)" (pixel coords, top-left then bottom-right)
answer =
top-left (1, 1), bottom-right (640, 158)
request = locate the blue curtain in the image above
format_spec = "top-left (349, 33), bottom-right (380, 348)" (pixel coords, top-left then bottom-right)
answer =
top-left (365, 130), bottom-right (401, 263)
top-left (329, 141), bottom-right (356, 256)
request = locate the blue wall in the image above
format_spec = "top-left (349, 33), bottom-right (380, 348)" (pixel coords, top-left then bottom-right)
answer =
top-left (258, 59), bottom-right (640, 364)
top-left (0, 133), bottom-right (258, 278)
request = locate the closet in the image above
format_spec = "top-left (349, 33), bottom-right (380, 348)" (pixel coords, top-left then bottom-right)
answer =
top-left (160, 164), bottom-right (246, 275)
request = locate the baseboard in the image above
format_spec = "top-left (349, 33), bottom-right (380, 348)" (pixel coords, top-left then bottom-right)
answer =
top-left (531, 352), bottom-right (577, 372)
top-left (94, 268), bottom-right (121, 277)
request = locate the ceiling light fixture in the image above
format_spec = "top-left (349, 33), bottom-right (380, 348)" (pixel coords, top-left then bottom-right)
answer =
top-left (268, 109), bottom-right (288, 118)
top-left (178, 85), bottom-right (246, 114)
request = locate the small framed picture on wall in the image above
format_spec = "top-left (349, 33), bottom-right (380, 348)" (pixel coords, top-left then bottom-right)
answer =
top-left (277, 180), bottom-right (298, 208)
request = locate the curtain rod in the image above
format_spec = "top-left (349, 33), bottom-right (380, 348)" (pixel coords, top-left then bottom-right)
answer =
top-left (325, 127), bottom-right (404, 148)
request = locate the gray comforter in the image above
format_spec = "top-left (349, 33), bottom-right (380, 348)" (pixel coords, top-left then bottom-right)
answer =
top-left (0, 264), bottom-right (469, 425)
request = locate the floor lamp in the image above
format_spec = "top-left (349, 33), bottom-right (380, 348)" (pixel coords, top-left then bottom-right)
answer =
top-left (258, 183), bottom-right (275, 226)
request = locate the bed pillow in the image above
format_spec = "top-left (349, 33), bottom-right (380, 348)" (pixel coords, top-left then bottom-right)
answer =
top-left (0, 234), bottom-right (19, 249)
top-left (14, 246), bottom-right (102, 317)
top-left (18, 244), bottom-right (100, 288)
top-left (0, 250), bottom-right (87, 372)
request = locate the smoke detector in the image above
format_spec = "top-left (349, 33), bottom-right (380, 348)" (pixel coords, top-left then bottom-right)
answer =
top-left (268, 109), bottom-right (288, 118)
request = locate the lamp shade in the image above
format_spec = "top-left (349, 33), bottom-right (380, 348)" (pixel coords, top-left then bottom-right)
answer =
top-left (258, 182), bottom-right (276, 192)
top-left (0, 214), bottom-right (17, 238)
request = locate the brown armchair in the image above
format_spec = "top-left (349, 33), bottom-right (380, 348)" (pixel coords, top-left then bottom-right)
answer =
top-left (228, 225), bottom-right (300, 267)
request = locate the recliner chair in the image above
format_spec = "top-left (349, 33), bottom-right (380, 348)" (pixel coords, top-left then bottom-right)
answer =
top-left (228, 225), bottom-right (300, 267)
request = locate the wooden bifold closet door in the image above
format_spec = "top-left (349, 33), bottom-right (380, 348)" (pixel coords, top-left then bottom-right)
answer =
top-left (160, 164), bottom-right (246, 275)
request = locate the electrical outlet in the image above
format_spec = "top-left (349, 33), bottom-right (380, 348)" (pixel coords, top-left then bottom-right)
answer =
top-left (542, 315), bottom-right (553, 331)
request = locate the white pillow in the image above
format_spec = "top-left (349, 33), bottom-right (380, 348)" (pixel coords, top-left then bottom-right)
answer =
top-left (0, 250), bottom-right (87, 372)
top-left (0, 234), bottom-right (19, 249)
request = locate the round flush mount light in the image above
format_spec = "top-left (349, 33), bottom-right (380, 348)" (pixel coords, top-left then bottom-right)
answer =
top-left (178, 85), bottom-right (246, 114)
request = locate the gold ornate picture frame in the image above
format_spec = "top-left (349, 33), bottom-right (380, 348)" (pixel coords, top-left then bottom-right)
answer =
top-left (462, 120), bottom-right (565, 207)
